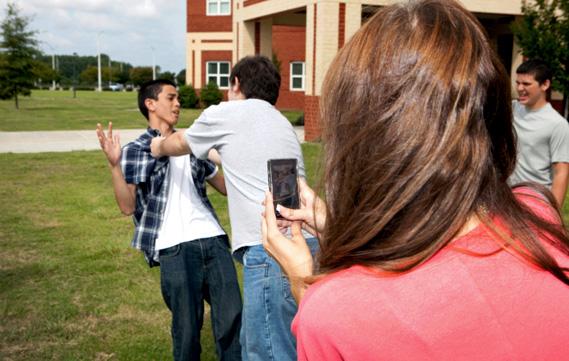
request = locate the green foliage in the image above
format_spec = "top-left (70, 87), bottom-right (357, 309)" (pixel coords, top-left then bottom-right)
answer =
top-left (159, 71), bottom-right (175, 83)
top-left (200, 82), bottom-right (223, 108)
top-left (512, 0), bottom-right (569, 115)
top-left (179, 84), bottom-right (200, 109)
top-left (0, 2), bottom-right (40, 109)
top-left (176, 68), bottom-right (186, 86)
top-left (272, 50), bottom-right (282, 73)
top-left (31, 60), bottom-right (59, 86)
top-left (130, 66), bottom-right (154, 87)
top-left (79, 64), bottom-right (102, 84)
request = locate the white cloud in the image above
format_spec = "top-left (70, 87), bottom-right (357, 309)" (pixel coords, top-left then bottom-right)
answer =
top-left (0, 0), bottom-right (186, 73)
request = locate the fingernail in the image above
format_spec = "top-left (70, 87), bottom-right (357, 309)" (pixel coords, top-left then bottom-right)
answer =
top-left (276, 204), bottom-right (282, 213)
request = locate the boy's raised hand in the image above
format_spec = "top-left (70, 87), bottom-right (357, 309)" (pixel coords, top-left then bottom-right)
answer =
top-left (97, 122), bottom-right (122, 166)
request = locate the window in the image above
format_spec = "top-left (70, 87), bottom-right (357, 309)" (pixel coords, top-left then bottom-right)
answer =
top-left (207, 0), bottom-right (231, 15)
top-left (290, 62), bottom-right (305, 91)
top-left (206, 61), bottom-right (230, 89)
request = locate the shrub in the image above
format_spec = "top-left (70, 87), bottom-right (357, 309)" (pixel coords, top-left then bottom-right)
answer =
top-left (200, 82), bottom-right (223, 108)
top-left (178, 85), bottom-right (200, 109)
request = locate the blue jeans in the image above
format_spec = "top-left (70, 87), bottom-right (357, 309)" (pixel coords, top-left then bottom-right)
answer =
top-left (159, 235), bottom-right (242, 361)
top-left (239, 238), bottom-right (319, 361)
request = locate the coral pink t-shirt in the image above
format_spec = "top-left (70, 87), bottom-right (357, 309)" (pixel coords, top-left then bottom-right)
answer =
top-left (292, 191), bottom-right (569, 360)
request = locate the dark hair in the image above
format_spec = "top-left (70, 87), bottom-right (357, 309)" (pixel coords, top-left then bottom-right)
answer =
top-left (138, 79), bottom-right (176, 120)
top-left (516, 59), bottom-right (552, 85)
top-left (316, 0), bottom-right (569, 284)
top-left (229, 56), bottom-right (281, 105)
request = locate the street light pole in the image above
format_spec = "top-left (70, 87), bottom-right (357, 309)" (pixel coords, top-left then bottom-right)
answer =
top-left (108, 56), bottom-right (112, 87)
top-left (46, 43), bottom-right (56, 90)
top-left (97, 32), bottom-right (102, 91)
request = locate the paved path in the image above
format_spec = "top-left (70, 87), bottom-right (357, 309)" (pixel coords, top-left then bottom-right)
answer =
top-left (0, 126), bottom-right (306, 154)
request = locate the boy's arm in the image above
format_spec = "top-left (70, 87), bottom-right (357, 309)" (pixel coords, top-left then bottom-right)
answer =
top-left (207, 149), bottom-right (222, 166)
top-left (207, 171), bottom-right (227, 196)
top-left (97, 123), bottom-right (137, 215)
top-left (551, 161), bottom-right (569, 210)
top-left (151, 131), bottom-right (191, 158)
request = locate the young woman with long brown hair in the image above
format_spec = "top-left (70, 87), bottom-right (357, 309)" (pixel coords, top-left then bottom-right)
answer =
top-left (261, 0), bottom-right (569, 359)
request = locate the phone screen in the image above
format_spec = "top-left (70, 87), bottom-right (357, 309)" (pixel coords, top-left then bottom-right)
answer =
top-left (267, 158), bottom-right (300, 219)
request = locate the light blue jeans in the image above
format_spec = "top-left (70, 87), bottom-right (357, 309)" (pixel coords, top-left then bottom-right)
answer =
top-left (238, 238), bottom-right (319, 361)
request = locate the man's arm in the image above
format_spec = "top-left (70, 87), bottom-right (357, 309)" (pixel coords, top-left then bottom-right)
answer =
top-left (207, 171), bottom-right (227, 196)
top-left (97, 123), bottom-right (137, 215)
top-left (551, 162), bottom-right (569, 210)
top-left (207, 149), bottom-right (222, 166)
top-left (151, 131), bottom-right (190, 158)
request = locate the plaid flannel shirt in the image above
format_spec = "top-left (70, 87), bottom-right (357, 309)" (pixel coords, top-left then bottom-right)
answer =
top-left (121, 127), bottom-right (220, 267)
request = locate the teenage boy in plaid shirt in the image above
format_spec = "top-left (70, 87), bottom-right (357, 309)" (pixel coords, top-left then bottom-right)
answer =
top-left (96, 79), bottom-right (242, 361)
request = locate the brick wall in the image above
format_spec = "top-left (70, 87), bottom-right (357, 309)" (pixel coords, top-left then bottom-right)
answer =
top-left (187, 0), bottom-right (232, 32)
top-left (304, 95), bottom-right (321, 141)
top-left (273, 25), bottom-right (307, 110)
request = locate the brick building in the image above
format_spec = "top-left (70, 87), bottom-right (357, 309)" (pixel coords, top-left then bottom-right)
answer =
top-left (186, 0), bottom-right (528, 140)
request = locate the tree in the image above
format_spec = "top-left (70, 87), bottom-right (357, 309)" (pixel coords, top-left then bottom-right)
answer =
top-left (512, 0), bottom-right (569, 117)
top-left (130, 66), bottom-right (153, 87)
top-left (159, 71), bottom-right (175, 83)
top-left (200, 82), bottom-right (223, 108)
top-left (176, 69), bottom-right (186, 85)
top-left (272, 50), bottom-right (282, 73)
top-left (32, 60), bottom-right (59, 89)
top-left (0, 2), bottom-right (40, 109)
top-left (179, 84), bottom-right (200, 108)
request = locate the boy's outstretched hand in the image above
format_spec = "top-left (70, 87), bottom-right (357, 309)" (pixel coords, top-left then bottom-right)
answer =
top-left (97, 122), bottom-right (121, 166)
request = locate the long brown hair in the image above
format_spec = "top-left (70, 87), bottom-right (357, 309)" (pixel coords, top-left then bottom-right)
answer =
top-left (317, 0), bottom-right (569, 283)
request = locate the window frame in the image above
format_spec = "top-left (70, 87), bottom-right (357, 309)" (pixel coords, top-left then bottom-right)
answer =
top-left (205, 61), bottom-right (231, 89)
top-left (206, 0), bottom-right (231, 16)
top-left (290, 61), bottom-right (306, 91)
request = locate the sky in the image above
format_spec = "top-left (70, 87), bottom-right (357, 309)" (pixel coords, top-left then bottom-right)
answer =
top-left (0, 0), bottom-right (187, 74)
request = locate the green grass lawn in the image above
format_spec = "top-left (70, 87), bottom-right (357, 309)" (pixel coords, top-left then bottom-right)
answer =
top-left (0, 90), bottom-right (304, 132)
top-left (0, 143), bottom-right (322, 361)
top-left (0, 90), bottom-right (318, 360)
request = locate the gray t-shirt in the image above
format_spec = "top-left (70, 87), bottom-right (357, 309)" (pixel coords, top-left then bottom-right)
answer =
top-left (184, 98), bottom-right (306, 252)
top-left (510, 100), bottom-right (569, 188)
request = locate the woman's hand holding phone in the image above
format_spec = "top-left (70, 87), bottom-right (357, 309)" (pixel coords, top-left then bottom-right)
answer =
top-left (274, 178), bottom-right (327, 239)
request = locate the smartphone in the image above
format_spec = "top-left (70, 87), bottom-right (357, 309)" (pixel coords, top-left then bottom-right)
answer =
top-left (267, 158), bottom-right (300, 219)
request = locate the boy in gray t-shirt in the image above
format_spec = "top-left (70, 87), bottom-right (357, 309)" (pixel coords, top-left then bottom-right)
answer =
top-left (510, 59), bottom-right (569, 209)
top-left (150, 56), bottom-right (317, 361)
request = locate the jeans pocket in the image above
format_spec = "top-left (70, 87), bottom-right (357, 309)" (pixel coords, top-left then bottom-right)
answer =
top-left (159, 244), bottom-right (181, 259)
top-left (242, 246), bottom-right (268, 270)
top-left (282, 274), bottom-right (294, 300)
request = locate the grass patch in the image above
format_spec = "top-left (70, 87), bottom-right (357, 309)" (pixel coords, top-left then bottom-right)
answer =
top-left (0, 143), bottom-right (322, 361)
top-left (0, 90), bottom-right (304, 132)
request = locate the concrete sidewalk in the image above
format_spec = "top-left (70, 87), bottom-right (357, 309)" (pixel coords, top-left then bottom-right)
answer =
top-left (0, 126), bottom-right (305, 154)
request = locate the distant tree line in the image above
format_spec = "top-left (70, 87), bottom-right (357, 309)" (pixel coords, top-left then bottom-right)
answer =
top-left (35, 54), bottom-right (186, 89)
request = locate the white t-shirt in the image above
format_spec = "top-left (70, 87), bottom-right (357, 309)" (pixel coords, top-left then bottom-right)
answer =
top-left (155, 155), bottom-right (225, 251)
top-left (510, 100), bottom-right (569, 188)
top-left (184, 99), bottom-right (307, 252)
